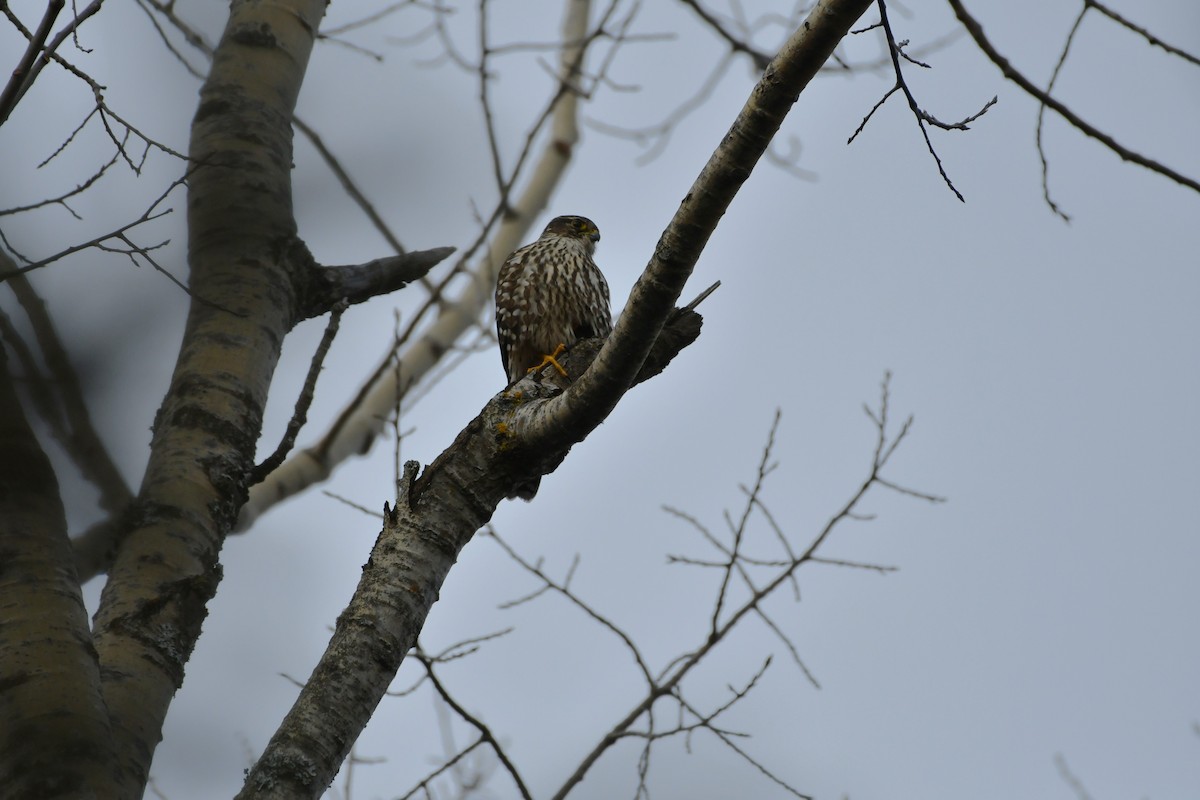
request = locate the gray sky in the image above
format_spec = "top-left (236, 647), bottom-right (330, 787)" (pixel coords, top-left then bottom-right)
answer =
top-left (2, 1), bottom-right (1198, 798)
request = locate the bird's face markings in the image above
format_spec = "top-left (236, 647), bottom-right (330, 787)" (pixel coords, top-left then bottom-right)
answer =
top-left (543, 215), bottom-right (600, 245)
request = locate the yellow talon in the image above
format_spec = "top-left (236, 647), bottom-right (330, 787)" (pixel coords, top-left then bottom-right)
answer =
top-left (527, 343), bottom-right (568, 377)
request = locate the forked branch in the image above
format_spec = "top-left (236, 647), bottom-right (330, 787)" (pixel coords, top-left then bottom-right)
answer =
top-left (848, 0), bottom-right (996, 202)
top-left (947, 0), bottom-right (1200, 198)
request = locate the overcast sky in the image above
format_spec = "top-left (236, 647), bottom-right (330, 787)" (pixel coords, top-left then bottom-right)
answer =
top-left (2, 1), bottom-right (1198, 798)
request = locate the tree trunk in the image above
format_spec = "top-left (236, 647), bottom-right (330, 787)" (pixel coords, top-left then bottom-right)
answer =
top-left (86, 1), bottom-right (328, 794)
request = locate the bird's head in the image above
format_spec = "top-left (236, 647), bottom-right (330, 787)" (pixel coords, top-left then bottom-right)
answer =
top-left (542, 215), bottom-right (600, 252)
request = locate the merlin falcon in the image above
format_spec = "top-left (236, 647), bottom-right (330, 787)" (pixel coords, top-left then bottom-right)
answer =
top-left (495, 215), bottom-right (613, 384)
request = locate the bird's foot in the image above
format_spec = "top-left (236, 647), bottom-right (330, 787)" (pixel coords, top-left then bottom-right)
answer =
top-left (527, 343), bottom-right (568, 378)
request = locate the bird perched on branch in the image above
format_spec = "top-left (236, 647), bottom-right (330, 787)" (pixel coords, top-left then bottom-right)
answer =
top-left (495, 215), bottom-right (613, 385)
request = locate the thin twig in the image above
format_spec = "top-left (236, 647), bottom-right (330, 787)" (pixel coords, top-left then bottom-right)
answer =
top-left (710, 410), bottom-right (781, 635)
top-left (674, 691), bottom-right (811, 799)
top-left (0, 173), bottom-right (189, 284)
top-left (1086, 0), bottom-right (1200, 67)
top-left (411, 651), bottom-right (533, 800)
top-left (1053, 752), bottom-right (1095, 800)
top-left (848, 0), bottom-right (996, 201)
top-left (679, 0), bottom-right (772, 69)
top-left (1036, 5), bottom-right (1087, 222)
top-left (556, 374), bottom-right (941, 799)
top-left (489, 528), bottom-right (656, 689)
top-left (248, 301), bottom-right (349, 485)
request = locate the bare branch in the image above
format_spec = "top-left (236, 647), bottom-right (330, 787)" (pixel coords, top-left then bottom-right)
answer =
top-left (322, 2), bottom-right (419, 38)
top-left (0, 148), bottom-right (122, 219)
top-left (477, 0), bottom-right (510, 213)
top-left (848, 0), bottom-right (996, 201)
top-left (0, 174), bottom-right (187, 284)
top-left (808, 555), bottom-right (898, 573)
top-left (1033, 1), bottom-right (1200, 220)
top-left (396, 738), bottom-right (488, 800)
top-left (0, 0), bottom-right (103, 118)
top-left (679, 0), bottom-right (772, 69)
top-left (132, 0), bottom-right (208, 79)
top-left (1054, 752), bottom-right (1095, 800)
top-left (1036, 5), bottom-right (1086, 222)
top-left (409, 650), bottom-right (533, 800)
top-left (489, 529), bottom-right (655, 688)
top-left (559, 373), bottom-right (940, 797)
top-left (0, 0), bottom-right (64, 125)
top-left (1087, 0), bottom-right (1200, 68)
top-left (947, 0), bottom-right (1200, 197)
top-left (673, 691), bottom-right (811, 799)
top-left (291, 115), bottom-right (416, 259)
top-left (711, 409), bottom-right (782, 636)
top-left (299, 244), bottom-right (457, 320)
top-left (249, 302), bottom-right (348, 485)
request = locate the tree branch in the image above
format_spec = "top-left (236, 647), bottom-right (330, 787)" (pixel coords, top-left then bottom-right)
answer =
top-left (846, 0), bottom-right (996, 202)
top-left (947, 0), bottom-right (1200, 197)
top-left (0, 344), bottom-right (116, 796)
top-left (552, 374), bottom-right (940, 797)
top-left (678, 0), bottom-right (772, 69)
top-left (412, 650), bottom-right (533, 800)
top-left (297, 244), bottom-right (456, 320)
top-left (249, 301), bottom-right (348, 486)
top-left (0, 0), bottom-right (64, 126)
top-left (512, 0), bottom-right (875, 454)
top-left (0, 251), bottom-right (133, 582)
top-left (0, 253), bottom-right (133, 520)
top-left (236, 299), bottom-right (705, 797)
top-left (1086, 0), bottom-right (1200, 68)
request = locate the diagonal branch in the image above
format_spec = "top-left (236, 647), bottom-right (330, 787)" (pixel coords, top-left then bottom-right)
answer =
top-left (678, 0), bottom-right (772, 69)
top-left (249, 302), bottom-right (348, 486)
top-left (490, 530), bottom-right (655, 688)
top-left (511, 0), bottom-right (876, 455)
top-left (947, 0), bottom-right (1200, 197)
top-left (412, 651), bottom-right (533, 800)
top-left (0, 0), bottom-right (64, 126)
top-left (1086, 0), bottom-right (1200, 68)
top-left (0, 253), bottom-right (133, 517)
top-left (0, 0), bottom-right (102, 121)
